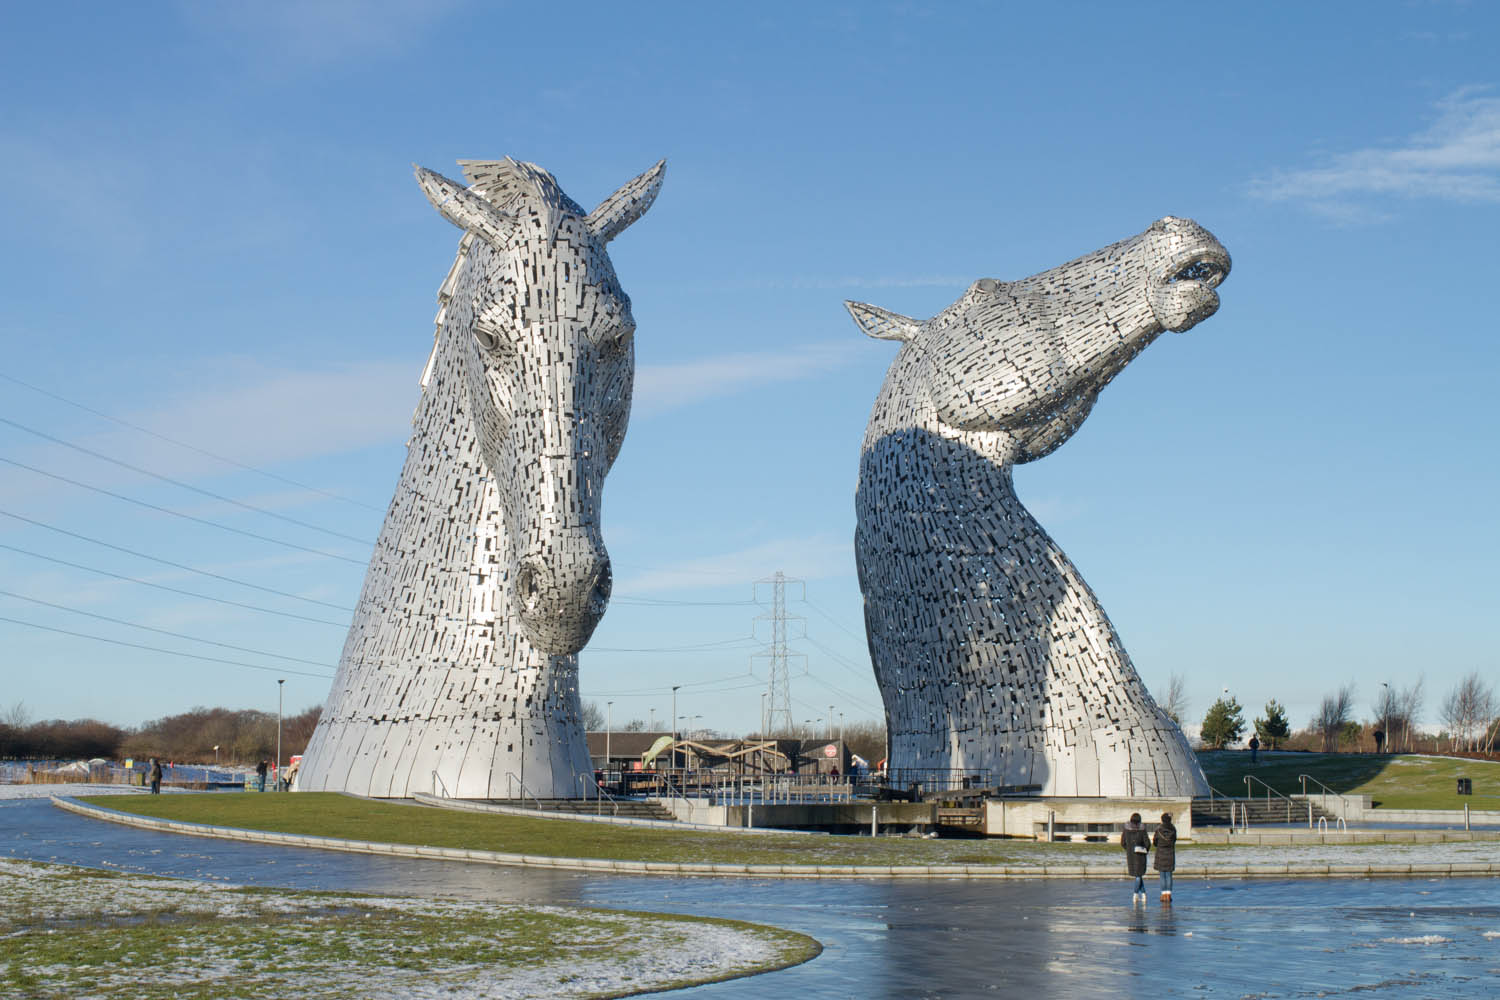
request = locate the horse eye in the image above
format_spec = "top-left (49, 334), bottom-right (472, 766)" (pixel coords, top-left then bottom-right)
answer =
top-left (474, 323), bottom-right (514, 356)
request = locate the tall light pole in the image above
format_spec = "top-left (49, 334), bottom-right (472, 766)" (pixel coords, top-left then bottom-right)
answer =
top-left (1381, 681), bottom-right (1390, 753)
top-left (606, 700), bottom-right (613, 771)
top-left (671, 685), bottom-right (680, 768)
top-left (829, 704), bottom-right (835, 741)
top-left (276, 679), bottom-right (285, 792)
top-left (760, 692), bottom-right (767, 738)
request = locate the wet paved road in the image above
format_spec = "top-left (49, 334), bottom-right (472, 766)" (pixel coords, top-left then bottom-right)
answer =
top-left (5, 797), bottom-right (1499, 998)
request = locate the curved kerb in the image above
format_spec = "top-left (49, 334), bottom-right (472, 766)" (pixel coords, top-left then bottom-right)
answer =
top-left (409, 791), bottom-right (826, 835)
top-left (50, 796), bottom-right (1500, 880)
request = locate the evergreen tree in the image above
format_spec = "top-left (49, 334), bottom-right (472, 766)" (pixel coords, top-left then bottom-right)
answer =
top-left (1253, 699), bottom-right (1291, 750)
top-left (1200, 695), bottom-right (1245, 750)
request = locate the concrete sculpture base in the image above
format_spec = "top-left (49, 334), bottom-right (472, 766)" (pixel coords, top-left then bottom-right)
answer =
top-left (850, 217), bottom-right (1230, 798)
top-left (297, 157), bottom-right (663, 798)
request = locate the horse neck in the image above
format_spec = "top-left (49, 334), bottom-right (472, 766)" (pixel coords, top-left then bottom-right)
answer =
top-left (863, 343), bottom-right (1023, 499)
top-left (380, 318), bottom-right (550, 675)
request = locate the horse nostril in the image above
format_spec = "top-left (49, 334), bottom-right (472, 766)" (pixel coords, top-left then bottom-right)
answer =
top-left (590, 563), bottom-right (613, 612)
top-left (516, 564), bottom-right (543, 612)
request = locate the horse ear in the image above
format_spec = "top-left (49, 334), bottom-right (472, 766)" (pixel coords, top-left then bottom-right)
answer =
top-left (845, 300), bottom-right (921, 342)
top-left (585, 159), bottom-right (666, 243)
top-left (414, 165), bottom-right (514, 244)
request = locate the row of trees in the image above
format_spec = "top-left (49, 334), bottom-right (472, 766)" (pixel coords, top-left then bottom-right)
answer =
top-left (1184, 671), bottom-right (1500, 754)
top-left (0, 702), bottom-right (322, 764)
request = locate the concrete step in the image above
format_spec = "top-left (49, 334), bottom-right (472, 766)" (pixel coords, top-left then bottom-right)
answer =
top-left (485, 798), bottom-right (678, 822)
top-left (1192, 796), bottom-right (1340, 826)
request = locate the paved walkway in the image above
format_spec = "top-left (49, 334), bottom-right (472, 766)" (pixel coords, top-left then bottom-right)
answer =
top-left (53, 796), bottom-right (1500, 880)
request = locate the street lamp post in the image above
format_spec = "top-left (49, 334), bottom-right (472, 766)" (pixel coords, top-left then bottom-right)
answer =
top-left (213, 745), bottom-right (219, 765)
top-left (606, 700), bottom-right (613, 773)
top-left (671, 685), bottom-right (681, 768)
top-left (760, 692), bottom-right (767, 739)
top-left (276, 679), bottom-right (285, 792)
top-left (829, 705), bottom-right (835, 741)
top-left (1381, 681), bottom-right (1390, 753)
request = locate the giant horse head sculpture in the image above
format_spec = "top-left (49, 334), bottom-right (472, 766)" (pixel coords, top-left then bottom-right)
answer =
top-left (848, 216), bottom-right (1230, 461)
top-left (415, 158), bottom-right (664, 655)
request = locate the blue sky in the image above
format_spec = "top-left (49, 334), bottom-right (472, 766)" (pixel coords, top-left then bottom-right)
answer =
top-left (1, 1), bottom-right (1495, 739)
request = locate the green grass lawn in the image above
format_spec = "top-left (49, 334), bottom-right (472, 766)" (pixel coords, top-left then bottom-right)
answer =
top-left (83, 793), bottom-right (1114, 867)
top-left (1196, 751), bottom-right (1500, 810)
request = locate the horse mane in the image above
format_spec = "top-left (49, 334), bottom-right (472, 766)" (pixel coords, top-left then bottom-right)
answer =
top-left (417, 159), bottom-right (586, 392)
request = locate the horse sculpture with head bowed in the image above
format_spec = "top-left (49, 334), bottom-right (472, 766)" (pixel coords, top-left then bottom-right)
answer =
top-left (850, 216), bottom-right (1230, 797)
top-left (297, 156), bottom-right (663, 798)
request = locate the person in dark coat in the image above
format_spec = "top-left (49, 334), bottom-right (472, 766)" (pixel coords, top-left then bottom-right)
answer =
top-left (1120, 812), bottom-right (1150, 902)
top-left (149, 758), bottom-right (163, 795)
top-left (256, 758), bottom-right (269, 793)
top-left (1153, 811), bottom-right (1178, 902)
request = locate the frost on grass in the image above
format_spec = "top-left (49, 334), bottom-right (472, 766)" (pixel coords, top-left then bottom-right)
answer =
top-left (0, 858), bottom-right (815, 999)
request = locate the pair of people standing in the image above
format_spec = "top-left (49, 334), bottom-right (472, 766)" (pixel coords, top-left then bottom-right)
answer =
top-left (1120, 812), bottom-right (1176, 903)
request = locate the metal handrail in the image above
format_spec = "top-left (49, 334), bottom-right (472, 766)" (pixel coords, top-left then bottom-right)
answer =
top-left (1298, 774), bottom-right (1353, 824)
top-left (1244, 775), bottom-right (1297, 823)
top-left (431, 770), bottom-right (450, 799)
top-left (504, 771), bottom-right (541, 811)
top-left (583, 773), bottom-right (621, 816)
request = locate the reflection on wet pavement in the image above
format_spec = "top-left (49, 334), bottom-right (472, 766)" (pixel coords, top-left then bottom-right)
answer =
top-left (5, 798), bottom-right (1498, 997)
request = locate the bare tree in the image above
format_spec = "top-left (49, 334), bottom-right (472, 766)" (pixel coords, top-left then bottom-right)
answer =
top-left (1162, 674), bottom-right (1189, 725)
top-left (1312, 684), bottom-right (1356, 753)
top-left (580, 700), bottom-right (606, 732)
top-left (1372, 680), bottom-right (1424, 752)
top-left (1441, 672), bottom-right (1495, 751)
top-left (2, 700), bottom-right (30, 729)
top-left (1396, 676), bottom-right (1425, 752)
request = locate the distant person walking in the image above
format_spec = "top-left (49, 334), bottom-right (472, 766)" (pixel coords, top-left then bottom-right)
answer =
top-left (1121, 812), bottom-right (1150, 902)
top-left (1153, 811), bottom-right (1177, 902)
top-left (256, 758), bottom-right (269, 793)
top-left (149, 758), bottom-right (162, 795)
top-left (1249, 735), bottom-right (1260, 764)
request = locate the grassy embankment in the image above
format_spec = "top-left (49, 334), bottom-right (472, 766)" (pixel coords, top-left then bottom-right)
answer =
top-left (84, 793), bottom-right (1114, 866)
top-left (0, 857), bottom-right (820, 999)
top-left (1196, 751), bottom-right (1500, 810)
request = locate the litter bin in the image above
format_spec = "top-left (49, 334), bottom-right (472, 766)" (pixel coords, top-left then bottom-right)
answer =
top-left (1457, 777), bottom-right (1472, 796)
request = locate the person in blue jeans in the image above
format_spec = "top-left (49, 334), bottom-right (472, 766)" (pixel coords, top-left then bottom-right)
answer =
top-left (256, 758), bottom-right (269, 792)
top-left (1153, 811), bottom-right (1177, 902)
top-left (1120, 812), bottom-right (1150, 902)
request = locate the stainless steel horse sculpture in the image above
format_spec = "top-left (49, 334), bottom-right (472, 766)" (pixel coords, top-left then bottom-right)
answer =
top-left (297, 156), bottom-right (664, 798)
top-left (850, 217), bottom-right (1230, 798)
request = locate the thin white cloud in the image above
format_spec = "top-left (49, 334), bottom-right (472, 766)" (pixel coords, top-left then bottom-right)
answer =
top-left (0, 359), bottom-right (415, 515)
top-left (634, 342), bottom-right (860, 417)
top-left (616, 534), bottom-right (853, 594)
top-left (180, 0), bottom-right (466, 69)
top-left (710, 274), bottom-right (971, 291)
top-left (1250, 87), bottom-right (1500, 210)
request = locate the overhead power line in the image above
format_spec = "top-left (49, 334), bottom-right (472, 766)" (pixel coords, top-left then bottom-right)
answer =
top-left (590, 636), bottom-right (758, 653)
top-left (0, 415), bottom-right (372, 546)
top-left (0, 588), bottom-right (336, 669)
top-left (0, 542), bottom-right (348, 628)
top-left (613, 596), bottom-right (758, 607)
top-left (0, 456), bottom-right (367, 565)
top-left (0, 508), bottom-right (355, 612)
top-left (0, 614), bottom-right (334, 679)
top-left (0, 371), bottom-right (383, 513)
top-left (799, 597), bottom-right (868, 642)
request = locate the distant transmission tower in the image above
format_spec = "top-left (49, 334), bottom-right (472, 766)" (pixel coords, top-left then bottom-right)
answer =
top-left (752, 570), bottom-right (805, 737)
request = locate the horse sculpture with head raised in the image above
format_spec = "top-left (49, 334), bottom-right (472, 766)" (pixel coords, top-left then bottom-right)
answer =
top-left (851, 216), bottom-right (1230, 798)
top-left (297, 156), bottom-right (663, 798)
